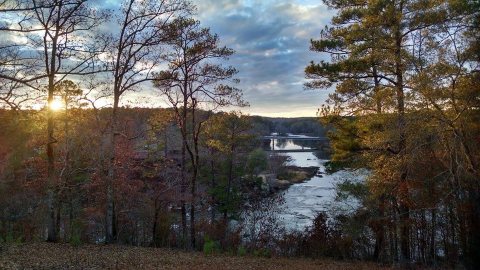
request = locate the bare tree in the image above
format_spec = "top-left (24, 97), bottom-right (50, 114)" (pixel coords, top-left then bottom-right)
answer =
top-left (103, 0), bottom-right (190, 244)
top-left (155, 17), bottom-right (244, 249)
top-left (0, 0), bottom-right (107, 242)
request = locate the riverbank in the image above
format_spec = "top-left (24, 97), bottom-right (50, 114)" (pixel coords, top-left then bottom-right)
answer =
top-left (0, 243), bottom-right (391, 270)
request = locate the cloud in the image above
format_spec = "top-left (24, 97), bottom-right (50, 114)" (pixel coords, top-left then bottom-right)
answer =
top-left (0, 0), bottom-right (334, 117)
top-left (190, 0), bottom-right (333, 117)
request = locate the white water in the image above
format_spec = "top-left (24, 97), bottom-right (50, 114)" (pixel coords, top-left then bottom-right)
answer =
top-left (270, 138), bottom-right (366, 231)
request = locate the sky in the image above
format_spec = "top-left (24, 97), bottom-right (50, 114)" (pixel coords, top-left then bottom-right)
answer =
top-left (1, 0), bottom-right (334, 117)
top-left (189, 0), bottom-right (333, 117)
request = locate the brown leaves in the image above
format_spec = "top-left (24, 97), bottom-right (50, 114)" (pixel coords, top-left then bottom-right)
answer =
top-left (0, 243), bottom-right (391, 270)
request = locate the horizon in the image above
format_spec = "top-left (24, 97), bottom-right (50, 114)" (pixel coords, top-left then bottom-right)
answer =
top-left (0, 105), bottom-right (320, 119)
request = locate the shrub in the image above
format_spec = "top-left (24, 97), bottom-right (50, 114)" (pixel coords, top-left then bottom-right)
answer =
top-left (69, 219), bottom-right (83, 247)
top-left (253, 248), bottom-right (271, 258)
top-left (203, 236), bottom-right (220, 255)
top-left (237, 245), bottom-right (247, 256)
top-left (4, 231), bottom-right (23, 244)
top-left (70, 233), bottom-right (82, 247)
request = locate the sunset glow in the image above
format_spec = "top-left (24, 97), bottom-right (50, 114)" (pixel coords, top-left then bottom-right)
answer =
top-left (49, 99), bottom-right (64, 111)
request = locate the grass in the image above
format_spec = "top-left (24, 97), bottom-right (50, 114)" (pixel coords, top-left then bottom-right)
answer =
top-left (0, 243), bottom-right (392, 270)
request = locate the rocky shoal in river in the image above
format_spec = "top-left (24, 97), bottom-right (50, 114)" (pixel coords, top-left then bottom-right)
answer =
top-left (259, 166), bottom-right (322, 192)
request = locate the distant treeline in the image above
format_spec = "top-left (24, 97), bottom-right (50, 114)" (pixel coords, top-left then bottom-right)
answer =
top-left (249, 116), bottom-right (327, 137)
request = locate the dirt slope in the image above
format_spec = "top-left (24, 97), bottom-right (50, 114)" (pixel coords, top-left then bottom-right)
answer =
top-left (0, 243), bottom-right (391, 270)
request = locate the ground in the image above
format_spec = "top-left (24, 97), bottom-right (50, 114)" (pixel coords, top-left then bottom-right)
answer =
top-left (0, 243), bottom-right (392, 270)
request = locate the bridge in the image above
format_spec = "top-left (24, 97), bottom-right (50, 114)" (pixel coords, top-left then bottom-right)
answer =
top-left (265, 149), bottom-right (319, 153)
top-left (262, 135), bottom-right (329, 152)
top-left (262, 136), bottom-right (328, 141)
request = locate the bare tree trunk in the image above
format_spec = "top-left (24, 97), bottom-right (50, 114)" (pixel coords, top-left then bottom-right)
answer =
top-left (46, 73), bottom-right (57, 242)
top-left (56, 205), bottom-right (61, 242)
top-left (190, 168), bottom-right (197, 249)
top-left (105, 98), bottom-right (119, 244)
top-left (189, 101), bottom-right (200, 250)
top-left (393, 2), bottom-right (410, 262)
top-left (372, 72), bottom-right (384, 260)
top-left (69, 200), bottom-right (73, 242)
top-left (180, 99), bottom-right (188, 247)
top-left (224, 153), bottom-right (234, 221)
top-left (430, 208), bottom-right (436, 264)
top-left (210, 151), bottom-right (216, 224)
top-left (152, 198), bottom-right (160, 247)
top-left (392, 199), bottom-right (400, 262)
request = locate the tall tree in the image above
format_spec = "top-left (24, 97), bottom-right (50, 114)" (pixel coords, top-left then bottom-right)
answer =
top-left (0, 0), bottom-right (106, 242)
top-left (204, 111), bottom-right (253, 221)
top-left (103, 0), bottom-right (189, 243)
top-left (155, 17), bottom-right (244, 248)
top-left (306, 0), bottom-right (477, 264)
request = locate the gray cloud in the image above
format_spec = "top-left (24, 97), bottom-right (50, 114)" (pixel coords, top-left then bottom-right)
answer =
top-left (0, 0), bottom-right (333, 116)
top-left (191, 0), bottom-right (333, 117)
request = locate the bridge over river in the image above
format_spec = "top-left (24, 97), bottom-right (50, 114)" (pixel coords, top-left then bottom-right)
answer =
top-left (262, 135), bottom-right (329, 152)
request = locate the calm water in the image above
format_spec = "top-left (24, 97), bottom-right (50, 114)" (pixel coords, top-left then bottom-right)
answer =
top-left (268, 137), bottom-right (365, 231)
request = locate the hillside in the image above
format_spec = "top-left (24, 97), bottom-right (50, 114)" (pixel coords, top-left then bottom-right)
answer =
top-left (0, 243), bottom-right (390, 270)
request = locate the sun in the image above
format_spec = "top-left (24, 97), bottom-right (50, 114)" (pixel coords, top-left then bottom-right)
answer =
top-left (49, 99), bottom-right (64, 111)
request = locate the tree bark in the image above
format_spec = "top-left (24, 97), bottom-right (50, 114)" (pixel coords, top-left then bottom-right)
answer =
top-left (393, 1), bottom-right (410, 262)
top-left (180, 97), bottom-right (188, 247)
top-left (210, 151), bottom-right (216, 224)
top-left (46, 49), bottom-right (57, 242)
top-left (105, 97), bottom-right (119, 244)
top-left (224, 149), bottom-right (234, 221)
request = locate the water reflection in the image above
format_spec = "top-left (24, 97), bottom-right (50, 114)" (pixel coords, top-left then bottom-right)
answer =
top-left (268, 135), bottom-right (365, 231)
top-left (264, 138), bottom-right (320, 151)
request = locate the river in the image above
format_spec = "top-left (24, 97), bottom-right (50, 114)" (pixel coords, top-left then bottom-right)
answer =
top-left (268, 136), bottom-right (366, 231)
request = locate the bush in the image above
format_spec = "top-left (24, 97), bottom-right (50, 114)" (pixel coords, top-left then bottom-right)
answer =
top-left (69, 219), bottom-right (83, 247)
top-left (197, 220), bottom-right (242, 252)
top-left (253, 248), bottom-right (271, 258)
top-left (203, 236), bottom-right (220, 255)
top-left (237, 246), bottom-right (247, 256)
top-left (70, 233), bottom-right (82, 247)
top-left (4, 231), bottom-right (23, 244)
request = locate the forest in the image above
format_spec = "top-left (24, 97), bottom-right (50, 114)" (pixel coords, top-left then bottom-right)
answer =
top-left (0, 0), bottom-right (479, 269)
